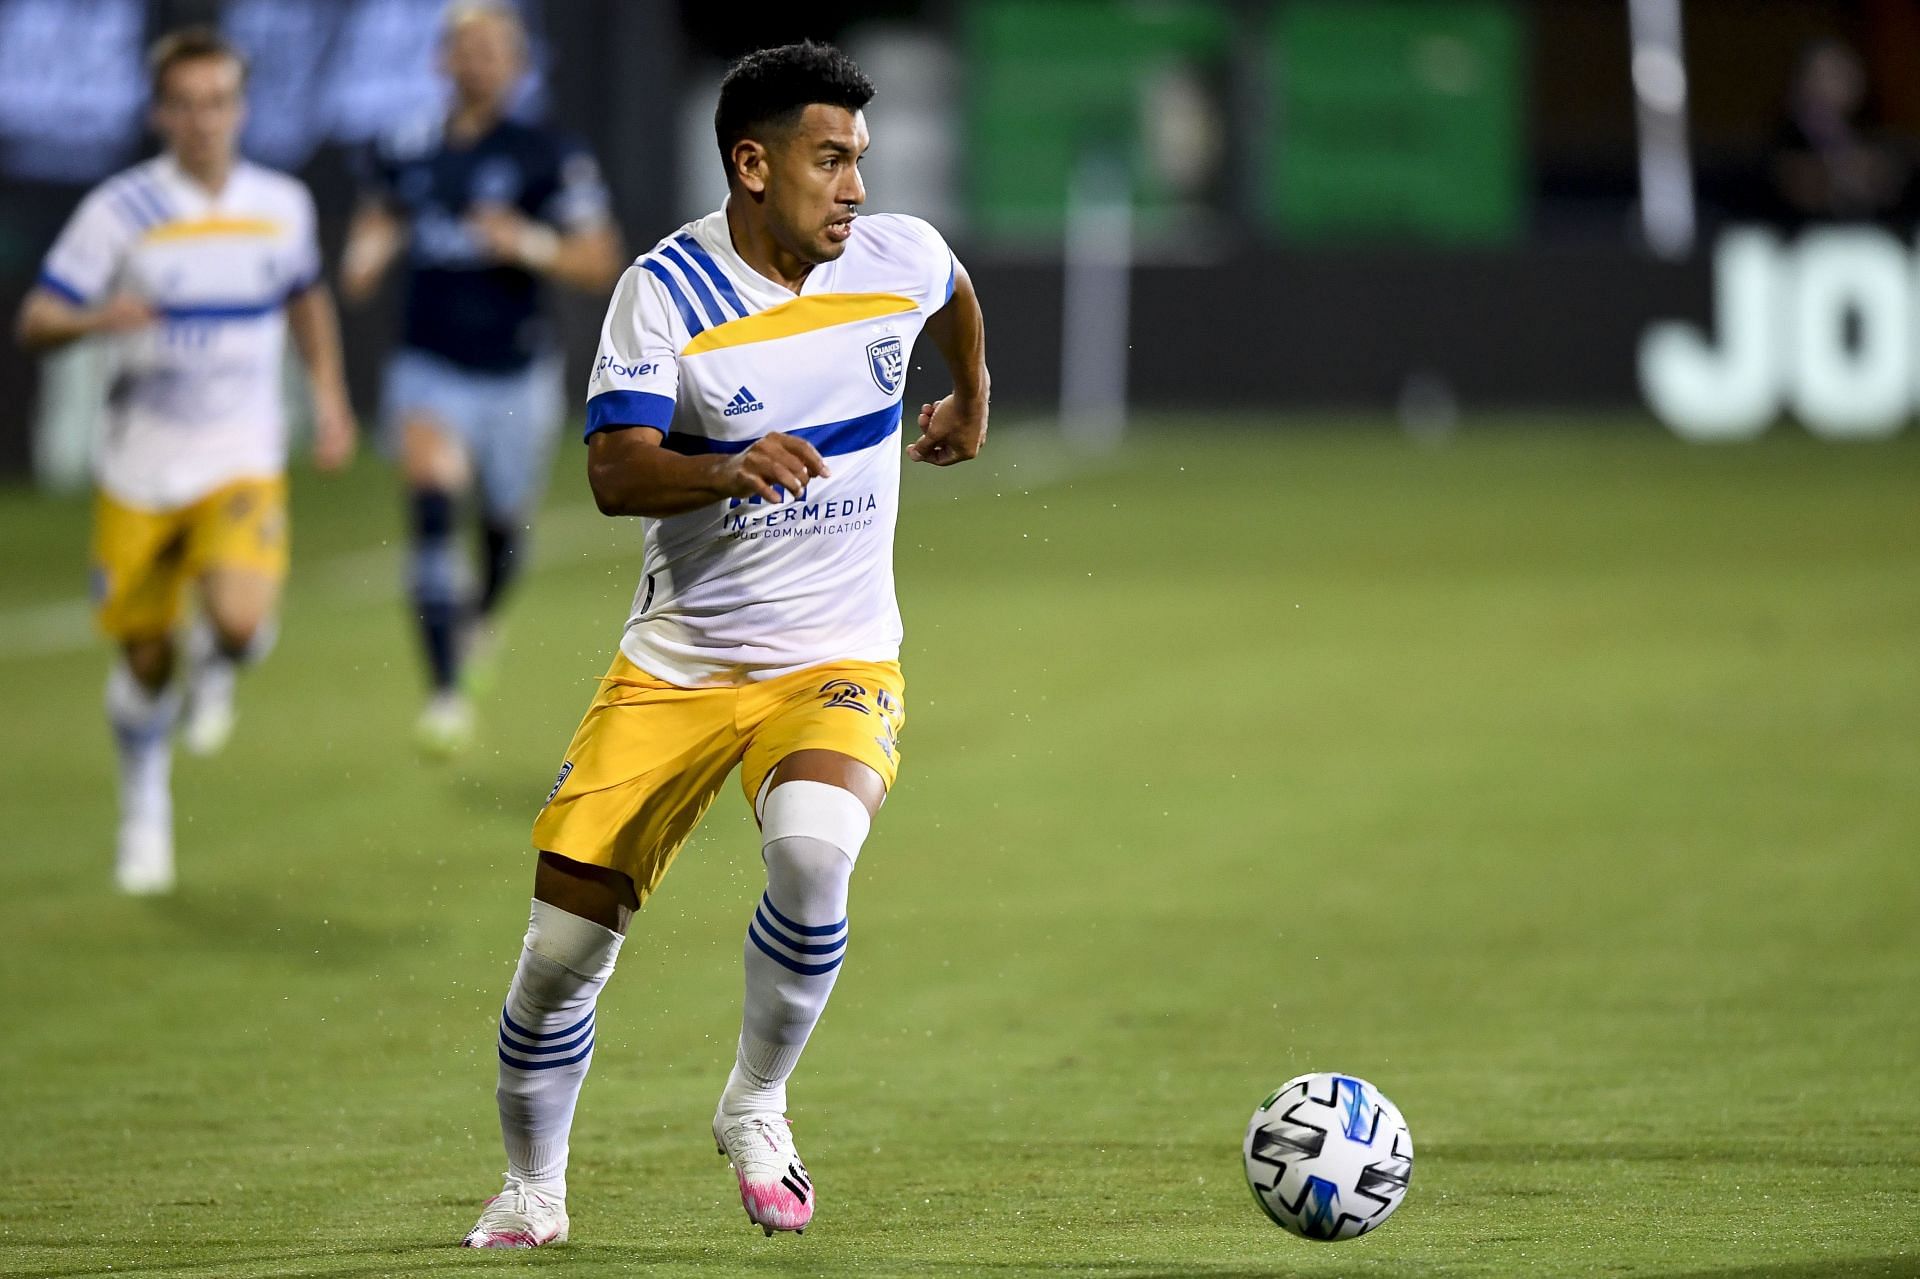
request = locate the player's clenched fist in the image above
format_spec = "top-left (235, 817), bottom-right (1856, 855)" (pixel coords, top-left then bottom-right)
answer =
top-left (719, 432), bottom-right (831, 503)
top-left (908, 393), bottom-right (987, 466)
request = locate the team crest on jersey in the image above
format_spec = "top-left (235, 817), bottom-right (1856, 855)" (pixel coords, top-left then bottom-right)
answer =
top-left (545, 761), bottom-right (574, 806)
top-left (866, 337), bottom-right (904, 394)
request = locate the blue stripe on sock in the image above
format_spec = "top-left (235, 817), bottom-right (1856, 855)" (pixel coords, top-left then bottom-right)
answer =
top-left (759, 893), bottom-right (847, 938)
top-left (748, 924), bottom-right (845, 976)
top-left (113, 721), bottom-right (172, 751)
top-left (500, 1016), bottom-right (595, 1057)
top-left (752, 907), bottom-right (848, 957)
top-left (500, 1005), bottom-right (594, 1043)
top-left (498, 1037), bottom-right (595, 1071)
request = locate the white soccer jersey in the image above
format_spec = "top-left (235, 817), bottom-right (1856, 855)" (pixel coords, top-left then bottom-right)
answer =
top-left (38, 155), bottom-right (321, 510)
top-left (585, 207), bottom-right (957, 686)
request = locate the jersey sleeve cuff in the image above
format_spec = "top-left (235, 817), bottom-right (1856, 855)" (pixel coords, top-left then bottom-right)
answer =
top-left (36, 268), bottom-right (91, 306)
top-left (585, 389), bottom-right (676, 441)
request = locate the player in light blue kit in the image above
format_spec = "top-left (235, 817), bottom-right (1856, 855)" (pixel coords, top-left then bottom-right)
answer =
top-left (460, 42), bottom-right (990, 1248)
top-left (341, 3), bottom-right (622, 753)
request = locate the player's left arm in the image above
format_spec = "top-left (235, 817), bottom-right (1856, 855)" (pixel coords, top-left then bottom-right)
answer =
top-left (908, 261), bottom-right (990, 466)
top-left (286, 283), bottom-right (358, 472)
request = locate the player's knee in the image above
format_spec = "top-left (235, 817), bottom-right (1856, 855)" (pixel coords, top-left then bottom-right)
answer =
top-left (760, 780), bottom-right (872, 908)
top-left (401, 419), bottom-right (464, 488)
top-left (521, 899), bottom-right (623, 989)
top-left (123, 637), bottom-right (175, 690)
top-left (209, 616), bottom-right (261, 659)
top-left (763, 835), bottom-right (854, 904)
top-left (763, 780), bottom-right (871, 861)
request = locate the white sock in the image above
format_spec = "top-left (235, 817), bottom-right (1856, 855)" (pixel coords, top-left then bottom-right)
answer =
top-left (105, 662), bottom-right (179, 829)
top-left (495, 900), bottom-right (622, 1200)
top-left (188, 616), bottom-right (276, 704)
top-left (721, 780), bottom-right (871, 1120)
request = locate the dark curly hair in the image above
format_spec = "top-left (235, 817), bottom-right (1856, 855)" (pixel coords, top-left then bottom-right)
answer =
top-left (714, 41), bottom-right (874, 173)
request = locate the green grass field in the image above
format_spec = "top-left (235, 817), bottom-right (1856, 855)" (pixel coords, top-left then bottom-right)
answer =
top-left (0, 417), bottom-right (1916, 1278)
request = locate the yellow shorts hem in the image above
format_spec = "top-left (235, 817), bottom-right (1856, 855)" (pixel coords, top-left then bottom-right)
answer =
top-left (529, 654), bottom-right (906, 900)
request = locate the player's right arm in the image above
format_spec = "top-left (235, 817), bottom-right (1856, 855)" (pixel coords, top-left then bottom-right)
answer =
top-left (14, 186), bottom-right (151, 353)
top-left (340, 132), bottom-right (410, 304)
top-left (581, 263), bottom-right (826, 518)
top-left (587, 429), bottom-right (829, 518)
top-left (16, 289), bottom-right (153, 353)
top-left (340, 201), bottom-right (406, 304)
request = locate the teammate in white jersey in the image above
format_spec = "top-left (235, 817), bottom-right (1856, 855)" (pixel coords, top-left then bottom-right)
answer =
top-left (461, 43), bottom-right (989, 1248)
top-left (14, 29), bottom-right (355, 894)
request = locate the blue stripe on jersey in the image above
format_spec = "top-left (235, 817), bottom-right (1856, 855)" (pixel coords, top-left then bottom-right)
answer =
top-left (943, 255), bottom-right (956, 305)
top-left (663, 401), bottom-right (902, 459)
top-left (36, 269), bottom-right (88, 305)
top-left (124, 178), bottom-right (170, 228)
top-left (155, 299), bottom-right (282, 322)
top-left (584, 389), bottom-right (676, 440)
top-left (110, 190), bottom-right (156, 231)
top-left (639, 258), bottom-right (705, 337)
top-left (658, 244), bottom-right (731, 327)
top-left (674, 234), bottom-right (749, 318)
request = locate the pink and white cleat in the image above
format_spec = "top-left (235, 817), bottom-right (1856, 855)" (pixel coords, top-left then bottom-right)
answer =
top-left (713, 1113), bottom-right (814, 1236)
top-left (460, 1178), bottom-right (569, 1249)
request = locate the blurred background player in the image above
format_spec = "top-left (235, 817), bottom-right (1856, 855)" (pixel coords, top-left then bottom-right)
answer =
top-left (1767, 37), bottom-right (1912, 226)
top-left (340, 2), bottom-right (623, 756)
top-left (12, 27), bottom-right (355, 895)
top-left (461, 41), bottom-right (989, 1249)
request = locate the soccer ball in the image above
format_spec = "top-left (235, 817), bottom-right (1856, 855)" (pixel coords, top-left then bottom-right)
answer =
top-left (1242, 1072), bottom-right (1413, 1241)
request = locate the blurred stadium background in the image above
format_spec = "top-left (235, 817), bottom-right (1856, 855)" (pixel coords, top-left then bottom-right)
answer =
top-left (1, 2), bottom-right (1916, 1276)
top-left (10, 0), bottom-right (1920, 452)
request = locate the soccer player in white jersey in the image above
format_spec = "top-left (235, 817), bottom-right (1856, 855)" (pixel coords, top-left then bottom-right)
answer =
top-left (461, 42), bottom-right (989, 1248)
top-left (13, 28), bottom-right (356, 894)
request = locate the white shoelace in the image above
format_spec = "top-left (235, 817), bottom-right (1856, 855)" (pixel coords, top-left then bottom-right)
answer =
top-left (722, 1116), bottom-right (796, 1178)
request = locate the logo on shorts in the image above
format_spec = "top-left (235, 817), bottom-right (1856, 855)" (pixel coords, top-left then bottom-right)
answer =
top-left (545, 761), bottom-right (574, 805)
top-left (723, 385), bottom-right (764, 416)
top-left (866, 337), bottom-right (904, 394)
top-left (819, 679), bottom-right (869, 713)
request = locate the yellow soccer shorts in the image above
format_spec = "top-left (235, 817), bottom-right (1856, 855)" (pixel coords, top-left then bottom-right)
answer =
top-left (531, 652), bottom-right (907, 902)
top-left (92, 476), bottom-right (289, 642)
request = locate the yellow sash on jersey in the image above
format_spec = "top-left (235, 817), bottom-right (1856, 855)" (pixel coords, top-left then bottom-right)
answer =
top-left (141, 217), bottom-right (284, 244)
top-left (681, 292), bottom-right (917, 356)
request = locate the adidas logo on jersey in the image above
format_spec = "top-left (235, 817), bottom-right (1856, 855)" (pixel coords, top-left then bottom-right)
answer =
top-left (723, 385), bottom-right (765, 416)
